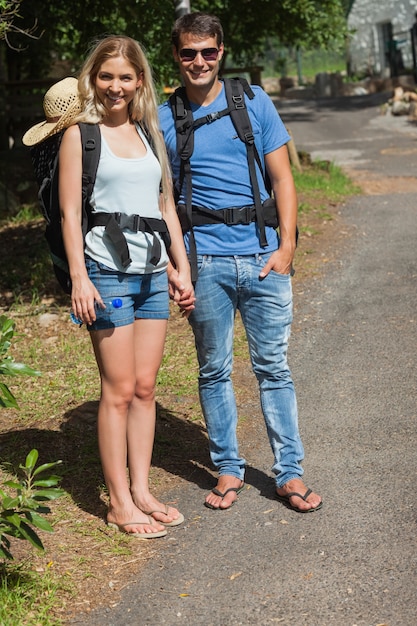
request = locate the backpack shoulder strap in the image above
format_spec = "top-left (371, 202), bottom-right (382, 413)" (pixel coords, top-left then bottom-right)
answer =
top-left (223, 77), bottom-right (255, 142)
top-left (169, 86), bottom-right (194, 161)
top-left (223, 77), bottom-right (267, 246)
top-left (169, 87), bottom-right (198, 281)
top-left (78, 123), bottom-right (101, 236)
top-left (78, 122), bottom-right (101, 204)
top-left (224, 77), bottom-right (264, 176)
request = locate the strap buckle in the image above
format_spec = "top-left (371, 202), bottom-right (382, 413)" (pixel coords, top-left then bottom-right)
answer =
top-left (224, 205), bottom-right (253, 225)
top-left (206, 112), bottom-right (220, 124)
top-left (232, 95), bottom-right (245, 110)
top-left (132, 214), bottom-right (140, 231)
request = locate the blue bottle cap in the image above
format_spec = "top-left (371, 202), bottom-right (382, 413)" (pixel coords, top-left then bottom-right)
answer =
top-left (112, 298), bottom-right (123, 308)
top-left (70, 312), bottom-right (83, 325)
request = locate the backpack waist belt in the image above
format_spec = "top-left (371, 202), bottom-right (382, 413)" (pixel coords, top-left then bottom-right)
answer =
top-left (91, 212), bottom-right (171, 269)
top-left (177, 198), bottom-right (278, 232)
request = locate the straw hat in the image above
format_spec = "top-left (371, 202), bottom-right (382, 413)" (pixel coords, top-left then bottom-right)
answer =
top-left (22, 77), bottom-right (82, 146)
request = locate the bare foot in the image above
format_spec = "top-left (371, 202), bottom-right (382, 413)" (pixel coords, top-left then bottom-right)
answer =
top-left (107, 504), bottom-right (166, 535)
top-left (276, 478), bottom-right (322, 513)
top-left (205, 476), bottom-right (245, 510)
top-left (131, 493), bottom-right (184, 526)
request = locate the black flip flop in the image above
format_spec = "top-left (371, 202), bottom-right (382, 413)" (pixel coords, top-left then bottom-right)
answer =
top-left (276, 488), bottom-right (323, 513)
top-left (204, 483), bottom-right (245, 510)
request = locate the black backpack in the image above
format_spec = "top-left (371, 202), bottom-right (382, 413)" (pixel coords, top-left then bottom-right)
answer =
top-left (31, 123), bottom-right (101, 294)
top-left (168, 77), bottom-right (284, 280)
top-left (31, 122), bottom-right (171, 294)
top-left (169, 77), bottom-right (298, 281)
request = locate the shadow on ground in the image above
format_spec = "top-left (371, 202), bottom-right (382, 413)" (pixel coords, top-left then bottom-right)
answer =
top-left (0, 396), bottom-right (278, 519)
top-left (0, 400), bottom-right (216, 520)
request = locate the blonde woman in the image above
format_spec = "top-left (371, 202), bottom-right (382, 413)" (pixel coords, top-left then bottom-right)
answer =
top-left (59, 36), bottom-right (195, 538)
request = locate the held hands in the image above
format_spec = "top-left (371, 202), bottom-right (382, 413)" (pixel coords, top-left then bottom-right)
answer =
top-left (168, 265), bottom-right (196, 318)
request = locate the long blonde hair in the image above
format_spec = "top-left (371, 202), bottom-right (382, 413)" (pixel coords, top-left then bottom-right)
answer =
top-left (76, 35), bottom-right (171, 202)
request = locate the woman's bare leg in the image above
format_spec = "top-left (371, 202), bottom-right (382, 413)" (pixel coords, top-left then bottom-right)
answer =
top-left (128, 318), bottom-right (183, 524)
top-left (90, 323), bottom-right (165, 534)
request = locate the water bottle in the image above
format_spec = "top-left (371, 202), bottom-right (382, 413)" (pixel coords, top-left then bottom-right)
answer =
top-left (99, 298), bottom-right (123, 314)
top-left (70, 311), bottom-right (83, 326)
top-left (106, 298), bottom-right (123, 310)
top-left (70, 298), bottom-right (123, 325)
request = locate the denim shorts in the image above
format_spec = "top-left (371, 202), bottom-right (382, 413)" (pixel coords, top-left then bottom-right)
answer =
top-left (85, 257), bottom-right (169, 331)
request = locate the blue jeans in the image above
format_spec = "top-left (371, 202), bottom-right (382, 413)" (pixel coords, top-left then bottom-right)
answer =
top-left (189, 254), bottom-right (304, 488)
top-left (85, 257), bottom-right (169, 330)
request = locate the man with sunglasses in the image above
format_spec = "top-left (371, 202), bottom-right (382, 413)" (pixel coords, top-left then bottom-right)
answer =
top-left (159, 12), bottom-right (322, 514)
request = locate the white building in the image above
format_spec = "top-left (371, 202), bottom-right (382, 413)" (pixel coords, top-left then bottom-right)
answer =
top-left (348, 0), bottom-right (417, 77)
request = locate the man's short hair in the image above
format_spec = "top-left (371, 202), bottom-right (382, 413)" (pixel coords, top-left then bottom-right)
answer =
top-left (171, 12), bottom-right (224, 50)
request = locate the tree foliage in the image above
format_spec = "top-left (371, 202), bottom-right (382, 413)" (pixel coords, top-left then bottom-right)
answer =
top-left (0, 0), bottom-right (22, 41)
top-left (3, 0), bottom-right (176, 84)
top-left (2, 0), bottom-right (348, 83)
top-left (0, 0), bottom-right (40, 51)
top-left (199, 0), bottom-right (348, 62)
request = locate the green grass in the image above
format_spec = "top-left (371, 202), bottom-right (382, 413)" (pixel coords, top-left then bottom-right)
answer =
top-left (0, 563), bottom-right (64, 626)
top-left (262, 47), bottom-right (347, 82)
top-left (9, 204), bottom-right (42, 224)
top-left (294, 160), bottom-right (360, 198)
top-left (5, 316), bottom-right (98, 426)
top-left (292, 160), bottom-right (360, 241)
top-left (294, 160), bottom-right (360, 217)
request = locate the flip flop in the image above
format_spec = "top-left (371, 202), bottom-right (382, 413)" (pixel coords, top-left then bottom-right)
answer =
top-left (143, 504), bottom-right (185, 527)
top-left (107, 516), bottom-right (167, 539)
top-left (276, 488), bottom-right (323, 513)
top-left (205, 482), bottom-right (245, 510)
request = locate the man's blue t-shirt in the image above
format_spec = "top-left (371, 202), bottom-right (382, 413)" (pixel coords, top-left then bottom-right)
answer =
top-left (159, 82), bottom-right (290, 255)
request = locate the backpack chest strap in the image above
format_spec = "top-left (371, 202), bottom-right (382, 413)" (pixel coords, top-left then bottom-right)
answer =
top-left (91, 212), bottom-right (170, 268)
top-left (177, 198), bottom-right (278, 231)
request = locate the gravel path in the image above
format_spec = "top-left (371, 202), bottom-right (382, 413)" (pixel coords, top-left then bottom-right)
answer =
top-left (71, 94), bottom-right (417, 626)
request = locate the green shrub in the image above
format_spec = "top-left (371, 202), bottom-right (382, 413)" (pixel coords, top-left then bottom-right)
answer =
top-left (0, 449), bottom-right (65, 560)
top-left (0, 315), bottom-right (64, 560)
top-left (0, 314), bottom-right (40, 408)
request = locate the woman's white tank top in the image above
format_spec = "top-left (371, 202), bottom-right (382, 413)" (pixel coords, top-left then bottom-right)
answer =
top-left (84, 124), bottom-right (168, 273)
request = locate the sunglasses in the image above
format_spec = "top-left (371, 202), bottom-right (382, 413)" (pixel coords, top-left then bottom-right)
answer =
top-left (179, 47), bottom-right (219, 62)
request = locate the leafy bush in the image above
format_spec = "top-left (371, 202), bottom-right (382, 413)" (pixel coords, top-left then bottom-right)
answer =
top-left (0, 450), bottom-right (64, 560)
top-left (0, 315), bottom-right (64, 560)
top-left (0, 314), bottom-right (40, 408)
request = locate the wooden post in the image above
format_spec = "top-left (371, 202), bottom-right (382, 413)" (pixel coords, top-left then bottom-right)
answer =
top-left (285, 126), bottom-right (302, 172)
top-left (249, 66), bottom-right (263, 87)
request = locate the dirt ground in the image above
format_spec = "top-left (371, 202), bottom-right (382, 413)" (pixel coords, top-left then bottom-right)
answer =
top-left (0, 161), bottom-right (362, 621)
top-left (344, 169), bottom-right (417, 194)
